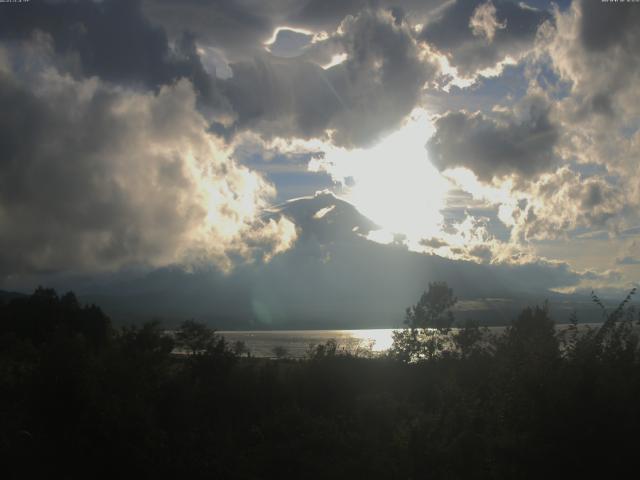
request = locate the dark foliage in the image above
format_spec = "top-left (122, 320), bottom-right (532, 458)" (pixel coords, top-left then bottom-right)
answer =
top-left (1, 286), bottom-right (640, 479)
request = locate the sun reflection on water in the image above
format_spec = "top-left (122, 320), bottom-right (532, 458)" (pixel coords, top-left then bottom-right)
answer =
top-left (344, 329), bottom-right (395, 352)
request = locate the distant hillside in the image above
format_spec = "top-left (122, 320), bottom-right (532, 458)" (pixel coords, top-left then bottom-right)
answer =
top-left (0, 290), bottom-right (27, 304)
top-left (2, 193), bottom-right (626, 329)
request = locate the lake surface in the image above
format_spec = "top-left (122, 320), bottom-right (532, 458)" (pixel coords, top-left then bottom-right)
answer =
top-left (219, 329), bottom-right (396, 358)
top-left (219, 324), bottom-right (603, 358)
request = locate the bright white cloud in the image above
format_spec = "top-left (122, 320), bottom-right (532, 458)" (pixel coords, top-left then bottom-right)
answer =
top-left (0, 46), bottom-right (296, 275)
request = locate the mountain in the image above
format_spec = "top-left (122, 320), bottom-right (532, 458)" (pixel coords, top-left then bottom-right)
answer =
top-left (71, 192), bottom-right (610, 329)
top-left (268, 191), bottom-right (379, 242)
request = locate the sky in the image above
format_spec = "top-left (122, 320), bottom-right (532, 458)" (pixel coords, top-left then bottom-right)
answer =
top-left (0, 0), bottom-right (638, 328)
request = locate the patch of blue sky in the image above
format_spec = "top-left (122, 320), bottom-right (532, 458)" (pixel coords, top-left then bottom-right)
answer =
top-left (427, 62), bottom-right (530, 114)
top-left (478, 63), bottom-right (529, 98)
top-left (239, 151), bottom-right (335, 203)
top-left (428, 54), bottom-right (573, 116)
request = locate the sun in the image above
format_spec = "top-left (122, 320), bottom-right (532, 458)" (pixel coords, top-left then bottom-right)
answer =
top-left (320, 109), bottom-right (450, 247)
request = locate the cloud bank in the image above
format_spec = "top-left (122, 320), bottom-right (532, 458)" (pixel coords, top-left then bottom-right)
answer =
top-left (0, 41), bottom-right (295, 276)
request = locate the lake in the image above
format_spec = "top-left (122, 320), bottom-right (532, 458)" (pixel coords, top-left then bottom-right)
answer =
top-left (219, 329), bottom-right (397, 358)
top-left (219, 323), bottom-right (603, 358)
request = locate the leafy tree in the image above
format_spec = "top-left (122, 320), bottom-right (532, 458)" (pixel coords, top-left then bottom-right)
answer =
top-left (496, 302), bottom-right (559, 365)
top-left (0, 287), bottom-right (111, 347)
top-left (120, 321), bottom-right (175, 358)
top-left (453, 319), bottom-right (489, 359)
top-left (175, 319), bottom-right (221, 355)
top-left (406, 282), bottom-right (457, 330)
top-left (390, 282), bottom-right (457, 362)
top-left (565, 288), bottom-right (640, 365)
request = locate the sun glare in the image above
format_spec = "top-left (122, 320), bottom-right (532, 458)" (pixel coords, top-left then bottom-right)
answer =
top-left (347, 329), bottom-right (395, 352)
top-left (321, 110), bottom-right (450, 247)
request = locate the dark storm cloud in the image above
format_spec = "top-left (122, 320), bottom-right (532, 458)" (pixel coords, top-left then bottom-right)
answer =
top-left (140, 0), bottom-right (448, 146)
top-left (0, 0), bottom-right (216, 93)
top-left (220, 56), bottom-right (338, 140)
top-left (283, 0), bottom-right (449, 32)
top-left (142, 0), bottom-right (276, 60)
top-left (544, 0), bottom-right (640, 126)
top-left (579, 0), bottom-right (640, 53)
top-left (427, 96), bottom-right (559, 181)
top-left (570, 0), bottom-right (640, 120)
top-left (283, 0), bottom-right (369, 31)
top-left (1, 1), bottom-right (441, 148)
top-left (221, 9), bottom-right (436, 147)
top-left (0, 71), bottom-right (190, 273)
top-left (420, 0), bottom-right (551, 76)
top-left (142, 0), bottom-right (443, 49)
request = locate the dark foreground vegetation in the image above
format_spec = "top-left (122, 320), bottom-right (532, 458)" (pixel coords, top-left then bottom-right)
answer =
top-left (1, 285), bottom-right (640, 479)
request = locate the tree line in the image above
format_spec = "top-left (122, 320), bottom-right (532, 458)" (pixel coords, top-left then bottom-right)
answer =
top-left (1, 284), bottom-right (639, 479)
